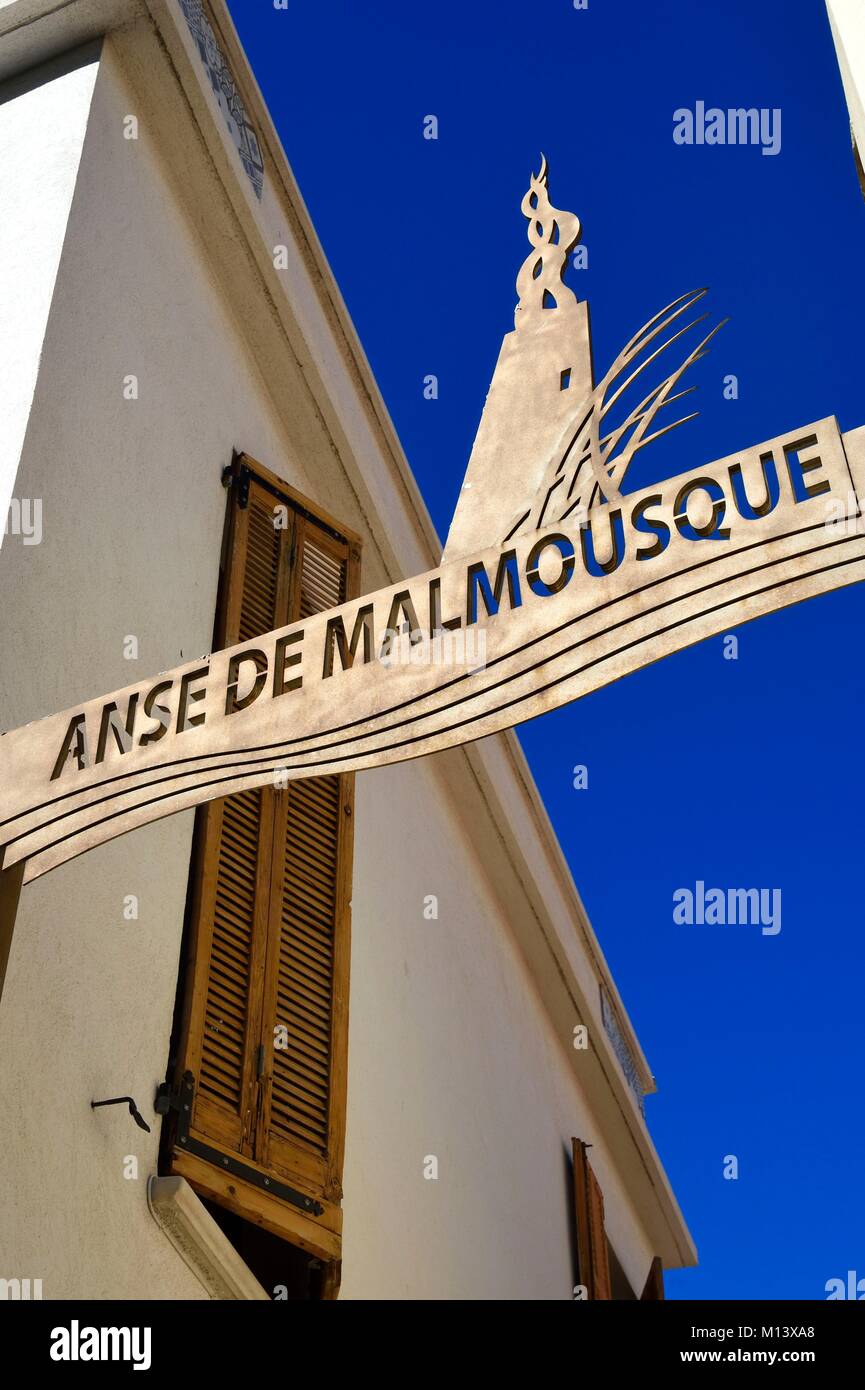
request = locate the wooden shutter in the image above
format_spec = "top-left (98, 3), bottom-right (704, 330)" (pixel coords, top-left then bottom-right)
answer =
top-left (169, 458), bottom-right (360, 1260)
top-left (257, 521), bottom-right (355, 1201)
top-left (572, 1137), bottom-right (613, 1300)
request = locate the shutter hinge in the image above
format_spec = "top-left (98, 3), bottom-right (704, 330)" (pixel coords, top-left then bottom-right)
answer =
top-left (177, 1135), bottom-right (325, 1217)
top-left (158, 1070), bottom-right (323, 1218)
top-left (221, 457), bottom-right (251, 509)
top-left (154, 1070), bottom-right (194, 1144)
top-left (235, 463), bottom-right (251, 510)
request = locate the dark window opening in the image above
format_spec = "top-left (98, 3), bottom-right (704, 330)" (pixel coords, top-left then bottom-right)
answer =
top-left (201, 1197), bottom-right (328, 1300)
top-left (608, 1241), bottom-right (637, 1300)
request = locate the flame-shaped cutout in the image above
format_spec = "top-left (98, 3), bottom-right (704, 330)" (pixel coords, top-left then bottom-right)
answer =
top-left (514, 155), bottom-right (581, 329)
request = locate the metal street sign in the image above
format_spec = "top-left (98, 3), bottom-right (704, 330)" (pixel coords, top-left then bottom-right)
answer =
top-left (1, 162), bottom-right (863, 888)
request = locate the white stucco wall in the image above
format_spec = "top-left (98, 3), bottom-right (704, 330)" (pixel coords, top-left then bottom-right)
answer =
top-left (0, 50), bottom-right (99, 556)
top-left (0, 39), bottom-right (656, 1299)
top-left (0, 41), bottom-right (321, 1301)
top-left (828, 0), bottom-right (865, 162)
top-left (344, 757), bottom-right (651, 1300)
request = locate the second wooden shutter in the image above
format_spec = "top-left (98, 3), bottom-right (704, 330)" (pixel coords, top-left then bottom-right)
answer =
top-left (572, 1137), bottom-right (613, 1300)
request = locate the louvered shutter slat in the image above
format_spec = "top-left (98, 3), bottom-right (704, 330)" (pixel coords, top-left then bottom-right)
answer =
top-left (268, 777), bottom-right (341, 1156)
top-left (195, 786), bottom-right (264, 1129)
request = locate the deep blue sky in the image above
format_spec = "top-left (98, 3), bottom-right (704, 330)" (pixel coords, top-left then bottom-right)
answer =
top-left (228, 0), bottom-right (865, 1299)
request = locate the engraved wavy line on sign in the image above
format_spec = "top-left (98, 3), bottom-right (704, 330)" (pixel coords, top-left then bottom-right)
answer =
top-left (18, 543), bottom-right (865, 876)
top-left (9, 531), bottom-right (865, 869)
top-left (0, 514), bottom-right (851, 837)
